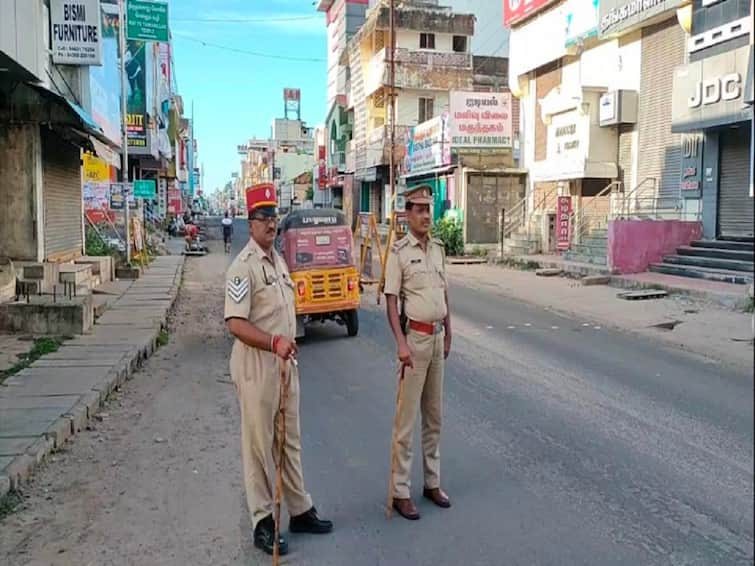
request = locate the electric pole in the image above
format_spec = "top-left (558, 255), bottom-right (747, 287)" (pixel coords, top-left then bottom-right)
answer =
top-left (388, 0), bottom-right (396, 215)
top-left (119, 0), bottom-right (131, 264)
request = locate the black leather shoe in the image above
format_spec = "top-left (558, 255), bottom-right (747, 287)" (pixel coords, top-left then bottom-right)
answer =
top-left (254, 515), bottom-right (288, 556)
top-left (289, 506), bottom-right (334, 534)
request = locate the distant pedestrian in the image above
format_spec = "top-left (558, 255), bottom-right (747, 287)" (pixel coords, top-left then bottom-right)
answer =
top-left (224, 184), bottom-right (333, 556)
top-left (383, 184), bottom-right (453, 520)
top-left (221, 211), bottom-right (233, 253)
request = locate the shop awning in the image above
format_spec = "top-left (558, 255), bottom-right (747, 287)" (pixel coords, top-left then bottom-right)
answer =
top-left (26, 82), bottom-right (121, 153)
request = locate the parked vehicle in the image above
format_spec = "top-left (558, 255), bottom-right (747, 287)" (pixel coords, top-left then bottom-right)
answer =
top-left (276, 208), bottom-right (360, 338)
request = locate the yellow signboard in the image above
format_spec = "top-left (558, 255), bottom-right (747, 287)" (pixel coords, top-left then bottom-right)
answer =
top-left (83, 153), bottom-right (110, 183)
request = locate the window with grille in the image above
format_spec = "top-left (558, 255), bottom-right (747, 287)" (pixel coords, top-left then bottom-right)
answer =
top-left (418, 97), bottom-right (434, 123)
top-left (420, 33), bottom-right (435, 49)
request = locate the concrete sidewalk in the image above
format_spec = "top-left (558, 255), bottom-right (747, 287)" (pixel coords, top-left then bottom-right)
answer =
top-left (0, 255), bottom-right (184, 499)
top-left (447, 263), bottom-right (754, 371)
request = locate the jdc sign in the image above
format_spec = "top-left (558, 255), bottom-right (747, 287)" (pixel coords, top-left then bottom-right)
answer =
top-left (688, 73), bottom-right (742, 108)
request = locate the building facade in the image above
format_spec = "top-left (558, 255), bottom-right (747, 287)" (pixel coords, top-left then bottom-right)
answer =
top-left (670, 0), bottom-right (753, 239)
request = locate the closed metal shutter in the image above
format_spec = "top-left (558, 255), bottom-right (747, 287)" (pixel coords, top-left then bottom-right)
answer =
top-left (466, 174), bottom-right (525, 244)
top-left (42, 129), bottom-right (83, 261)
top-left (638, 18), bottom-right (685, 209)
top-left (618, 123), bottom-right (635, 191)
top-left (718, 127), bottom-right (753, 238)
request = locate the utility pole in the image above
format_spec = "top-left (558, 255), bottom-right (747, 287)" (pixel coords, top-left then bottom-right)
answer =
top-left (388, 0), bottom-right (396, 216)
top-left (118, 0), bottom-right (131, 264)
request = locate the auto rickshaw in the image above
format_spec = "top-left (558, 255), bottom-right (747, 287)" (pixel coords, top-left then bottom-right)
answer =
top-left (276, 208), bottom-right (360, 338)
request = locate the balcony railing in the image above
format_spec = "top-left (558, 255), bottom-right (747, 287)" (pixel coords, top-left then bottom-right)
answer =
top-left (365, 47), bottom-right (473, 95)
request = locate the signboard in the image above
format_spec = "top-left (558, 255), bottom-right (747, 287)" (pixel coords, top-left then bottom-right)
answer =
top-left (83, 153), bottom-right (110, 182)
top-left (126, 39), bottom-right (147, 148)
top-left (284, 88), bottom-right (301, 101)
top-left (449, 92), bottom-right (513, 148)
top-left (504, 0), bottom-right (557, 27)
top-left (50, 0), bottom-right (103, 65)
top-left (133, 179), bottom-right (156, 199)
top-left (679, 134), bottom-right (703, 198)
top-left (671, 45), bottom-right (753, 133)
top-left (318, 146), bottom-right (327, 189)
top-left (126, 0), bottom-right (169, 42)
top-left (110, 183), bottom-right (126, 209)
top-left (89, 1), bottom-right (121, 145)
top-left (158, 178), bottom-right (167, 218)
top-left (598, 0), bottom-right (685, 37)
top-left (167, 187), bottom-right (182, 214)
top-left (557, 196), bottom-right (572, 251)
top-left (406, 113), bottom-right (451, 174)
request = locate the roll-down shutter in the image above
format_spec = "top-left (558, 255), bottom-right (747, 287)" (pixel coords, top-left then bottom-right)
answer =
top-left (42, 129), bottom-right (83, 261)
top-left (718, 127), bottom-right (753, 238)
top-left (638, 19), bottom-right (685, 208)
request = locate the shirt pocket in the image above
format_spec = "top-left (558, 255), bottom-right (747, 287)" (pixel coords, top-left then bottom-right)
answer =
top-left (405, 262), bottom-right (431, 289)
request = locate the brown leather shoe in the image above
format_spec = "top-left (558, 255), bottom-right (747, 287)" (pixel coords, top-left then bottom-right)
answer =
top-left (392, 497), bottom-right (420, 520)
top-left (423, 487), bottom-right (451, 508)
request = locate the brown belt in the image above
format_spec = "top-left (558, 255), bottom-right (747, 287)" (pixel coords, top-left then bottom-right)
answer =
top-left (409, 319), bottom-right (444, 335)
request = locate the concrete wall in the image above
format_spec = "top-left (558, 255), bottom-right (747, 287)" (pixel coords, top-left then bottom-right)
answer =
top-left (608, 219), bottom-right (702, 274)
top-left (0, 124), bottom-right (40, 261)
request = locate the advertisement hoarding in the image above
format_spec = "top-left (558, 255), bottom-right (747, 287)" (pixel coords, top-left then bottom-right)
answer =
top-left (50, 0), bottom-right (103, 65)
top-left (449, 91), bottom-right (513, 148)
top-left (126, 39), bottom-right (147, 149)
top-left (504, 0), bottom-right (557, 27)
top-left (406, 113), bottom-right (451, 174)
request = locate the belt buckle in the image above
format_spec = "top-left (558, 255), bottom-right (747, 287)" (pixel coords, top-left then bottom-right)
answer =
top-left (434, 321), bottom-right (444, 334)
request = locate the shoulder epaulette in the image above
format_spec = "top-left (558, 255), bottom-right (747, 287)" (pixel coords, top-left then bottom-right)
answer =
top-left (391, 238), bottom-right (410, 253)
top-left (431, 237), bottom-right (445, 248)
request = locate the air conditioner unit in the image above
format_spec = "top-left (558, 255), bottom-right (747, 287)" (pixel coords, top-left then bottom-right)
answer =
top-left (599, 90), bottom-right (638, 127)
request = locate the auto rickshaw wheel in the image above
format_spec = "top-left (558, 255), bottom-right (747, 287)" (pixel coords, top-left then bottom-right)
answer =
top-left (345, 309), bottom-right (359, 337)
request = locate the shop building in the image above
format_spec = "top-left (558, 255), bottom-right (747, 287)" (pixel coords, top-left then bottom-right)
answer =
top-left (671, 0), bottom-right (753, 240)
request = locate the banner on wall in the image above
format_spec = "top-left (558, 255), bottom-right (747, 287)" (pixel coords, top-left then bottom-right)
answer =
top-left (406, 113), bottom-right (451, 174)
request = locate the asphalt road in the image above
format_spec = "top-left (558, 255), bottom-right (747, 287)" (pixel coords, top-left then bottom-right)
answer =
top-left (1, 220), bottom-right (751, 566)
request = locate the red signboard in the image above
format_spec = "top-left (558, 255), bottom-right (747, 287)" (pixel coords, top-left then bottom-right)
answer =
top-left (557, 196), bottom-right (572, 252)
top-left (284, 88), bottom-right (301, 102)
top-left (318, 145), bottom-right (327, 189)
top-left (503, 0), bottom-right (556, 27)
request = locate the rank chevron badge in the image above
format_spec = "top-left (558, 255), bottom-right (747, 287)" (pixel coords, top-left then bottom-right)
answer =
top-left (227, 276), bottom-right (250, 303)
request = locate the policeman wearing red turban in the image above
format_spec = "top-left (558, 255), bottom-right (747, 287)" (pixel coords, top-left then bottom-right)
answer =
top-left (224, 184), bottom-right (333, 556)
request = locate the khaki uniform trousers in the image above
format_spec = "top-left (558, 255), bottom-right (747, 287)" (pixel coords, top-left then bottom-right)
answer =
top-left (231, 345), bottom-right (312, 529)
top-left (392, 328), bottom-right (445, 499)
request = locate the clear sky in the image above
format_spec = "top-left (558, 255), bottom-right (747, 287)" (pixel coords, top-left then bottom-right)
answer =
top-left (169, 0), bottom-right (327, 195)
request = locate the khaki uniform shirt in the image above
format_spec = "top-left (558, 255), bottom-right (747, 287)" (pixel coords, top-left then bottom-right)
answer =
top-left (224, 238), bottom-right (297, 358)
top-left (384, 232), bottom-right (447, 323)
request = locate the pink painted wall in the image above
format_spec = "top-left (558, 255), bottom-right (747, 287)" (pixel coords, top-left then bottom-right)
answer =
top-left (608, 220), bottom-right (702, 274)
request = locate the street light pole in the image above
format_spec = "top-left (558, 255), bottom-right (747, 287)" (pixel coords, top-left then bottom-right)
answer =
top-left (119, 0), bottom-right (131, 264)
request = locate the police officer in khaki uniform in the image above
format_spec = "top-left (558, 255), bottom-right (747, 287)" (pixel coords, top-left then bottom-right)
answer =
top-left (225, 184), bottom-right (333, 556)
top-left (384, 184), bottom-right (452, 520)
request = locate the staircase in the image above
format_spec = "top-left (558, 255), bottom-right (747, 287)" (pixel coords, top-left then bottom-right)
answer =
top-left (503, 228), bottom-right (539, 256)
top-left (649, 238), bottom-right (754, 285)
top-left (563, 228), bottom-right (608, 266)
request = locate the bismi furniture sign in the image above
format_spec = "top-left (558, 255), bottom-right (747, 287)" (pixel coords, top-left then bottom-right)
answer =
top-left (449, 91), bottom-right (513, 148)
top-left (51, 0), bottom-right (103, 65)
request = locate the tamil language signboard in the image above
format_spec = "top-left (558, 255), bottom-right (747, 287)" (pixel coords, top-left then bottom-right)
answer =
top-left (557, 196), bottom-right (572, 251)
top-left (126, 0), bottom-right (169, 42)
top-left (449, 91), bottom-right (513, 148)
top-left (598, 0), bottom-right (685, 37)
top-left (504, 0), bottom-right (558, 27)
top-left (50, 0), bottom-right (103, 65)
top-left (133, 179), bottom-right (156, 199)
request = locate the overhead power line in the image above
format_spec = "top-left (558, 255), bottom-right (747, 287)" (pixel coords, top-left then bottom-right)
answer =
top-left (172, 15), bottom-right (321, 23)
top-left (172, 33), bottom-right (326, 62)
